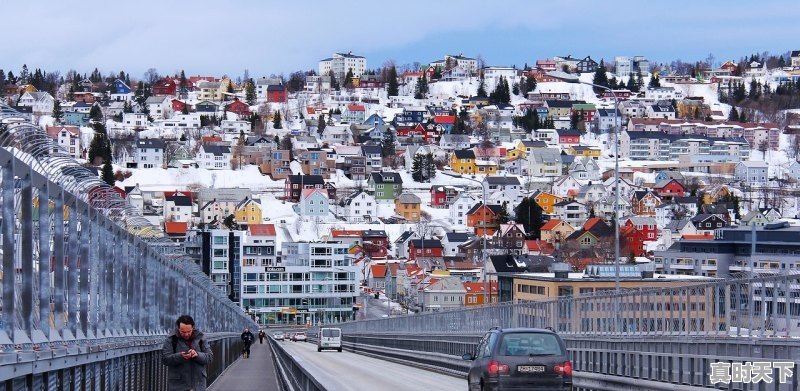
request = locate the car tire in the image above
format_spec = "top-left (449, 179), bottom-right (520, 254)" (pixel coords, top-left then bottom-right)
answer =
top-left (317, 347), bottom-right (322, 352)
top-left (338, 347), bottom-right (342, 352)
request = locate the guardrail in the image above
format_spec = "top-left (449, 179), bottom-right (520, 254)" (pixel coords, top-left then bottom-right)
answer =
top-left (0, 104), bottom-right (256, 388)
top-left (268, 337), bottom-right (326, 391)
top-left (335, 332), bottom-right (800, 391)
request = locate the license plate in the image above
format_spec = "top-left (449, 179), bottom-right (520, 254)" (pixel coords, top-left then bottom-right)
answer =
top-left (517, 365), bottom-right (545, 373)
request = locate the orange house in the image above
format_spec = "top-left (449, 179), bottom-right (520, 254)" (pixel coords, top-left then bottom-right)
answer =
top-left (463, 281), bottom-right (498, 306)
top-left (533, 191), bottom-right (564, 214)
top-left (466, 203), bottom-right (504, 236)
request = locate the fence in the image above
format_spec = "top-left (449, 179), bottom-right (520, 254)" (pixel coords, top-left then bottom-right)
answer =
top-left (0, 105), bottom-right (256, 387)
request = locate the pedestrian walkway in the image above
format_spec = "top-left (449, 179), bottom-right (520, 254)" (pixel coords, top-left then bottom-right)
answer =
top-left (208, 340), bottom-right (280, 391)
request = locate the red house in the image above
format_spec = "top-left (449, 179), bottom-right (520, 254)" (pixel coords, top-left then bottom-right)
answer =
top-left (556, 129), bottom-right (581, 147)
top-left (430, 185), bottom-right (459, 208)
top-left (172, 99), bottom-right (188, 113)
top-left (225, 98), bottom-right (251, 117)
top-left (152, 78), bottom-right (178, 96)
top-left (620, 225), bottom-right (646, 257)
top-left (266, 84), bottom-right (287, 102)
top-left (362, 230), bottom-right (389, 259)
top-left (408, 239), bottom-right (444, 261)
top-left (396, 124), bottom-right (425, 138)
top-left (623, 216), bottom-right (658, 242)
top-left (652, 179), bottom-right (685, 200)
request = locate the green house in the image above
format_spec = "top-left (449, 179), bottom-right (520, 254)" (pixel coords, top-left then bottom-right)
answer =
top-left (368, 172), bottom-right (403, 203)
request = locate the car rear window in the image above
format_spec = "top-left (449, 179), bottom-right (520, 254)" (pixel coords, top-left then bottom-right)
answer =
top-left (499, 333), bottom-right (563, 356)
top-left (322, 329), bottom-right (340, 337)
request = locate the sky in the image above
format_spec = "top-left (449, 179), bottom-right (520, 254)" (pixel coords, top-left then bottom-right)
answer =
top-left (3, 0), bottom-right (800, 81)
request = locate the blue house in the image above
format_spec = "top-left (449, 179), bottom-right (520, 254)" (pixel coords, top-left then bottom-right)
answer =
top-left (63, 111), bottom-right (90, 127)
top-left (654, 170), bottom-right (684, 183)
top-left (293, 188), bottom-right (331, 219)
top-left (112, 79), bottom-right (131, 94)
top-left (393, 108), bottom-right (426, 125)
top-left (363, 113), bottom-right (385, 126)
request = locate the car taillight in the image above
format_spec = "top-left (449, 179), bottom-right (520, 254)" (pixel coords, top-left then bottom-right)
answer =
top-left (554, 361), bottom-right (572, 376)
top-left (488, 361), bottom-right (510, 376)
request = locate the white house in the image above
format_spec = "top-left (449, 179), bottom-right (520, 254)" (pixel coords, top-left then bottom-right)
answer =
top-left (46, 125), bottom-right (82, 159)
top-left (145, 96), bottom-right (172, 120)
top-left (294, 188), bottom-right (330, 219)
top-left (18, 92), bottom-right (54, 117)
top-left (450, 192), bottom-right (477, 227)
top-left (220, 119), bottom-right (250, 134)
top-left (320, 125), bottom-right (352, 146)
top-left (439, 134), bottom-right (471, 151)
top-left (338, 191), bottom-right (378, 223)
top-left (527, 148), bottom-right (562, 178)
top-left (644, 87), bottom-right (683, 101)
top-left (198, 144), bottom-right (232, 170)
top-left (164, 192), bottom-right (193, 223)
top-left (569, 157), bottom-right (601, 181)
top-left (134, 138), bottom-right (165, 169)
top-left (645, 104), bottom-right (676, 120)
top-left (734, 161), bottom-right (768, 186)
top-left (122, 113), bottom-right (148, 131)
top-left (786, 161), bottom-right (800, 182)
top-left (553, 200), bottom-right (588, 228)
top-left (483, 176), bottom-right (523, 204)
top-left (319, 52), bottom-right (367, 81)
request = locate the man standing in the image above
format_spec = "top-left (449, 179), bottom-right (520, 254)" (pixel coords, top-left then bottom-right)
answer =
top-left (162, 315), bottom-right (213, 391)
top-left (241, 328), bottom-right (255, 358)
top-left (258, 329), bottom-right (266, 344)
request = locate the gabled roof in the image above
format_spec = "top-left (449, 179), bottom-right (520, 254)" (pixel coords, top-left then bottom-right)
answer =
top-left (396, 193), bottom-right (421, 204)
top-left (137, 138), bottom-right (165, 149)
top-left (201, 144), bottom-right (231, 156)
top-left (410, 239), bottom-right (443, 248)
top-left (556, 128), bottom-right (582, 137)
top-left (485, 176), bottom-right (521, 186)
top-left (466, 202), bottom-right (503, 216)
top-left (541, 218), bottom-right (567, 231)
top-left (165, 194), bottom-right (192, 207)
top-left (249, 224), bottom-right (276, 236)
top-left (445, 232), bottom-right (474, 243)
top-left (287, 174), bottom-right (325, 186)
top-left (453, 149), bottom-right (476, 159)
top-left (370, 172), bottom-right (402, 184)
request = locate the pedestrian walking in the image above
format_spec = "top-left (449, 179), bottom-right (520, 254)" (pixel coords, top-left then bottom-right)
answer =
top-left (241, 328), bottom-right (255, 358)
top-left (162, 315), bottom-right (213, 391)
top-left (258, 329), bottom-right (266, 344)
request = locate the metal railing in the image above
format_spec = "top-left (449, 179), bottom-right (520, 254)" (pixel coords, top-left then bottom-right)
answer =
top-left (338, 272), bottom-right (800, 338)
top-left (0, 107), bottom-right (256, 388)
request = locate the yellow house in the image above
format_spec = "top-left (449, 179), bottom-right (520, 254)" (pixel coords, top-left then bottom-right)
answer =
top-left (475, 160), bottom-right (498, 175)
top-left (533, 191), bottom-right (564, 214)
top-left (449, 149), bottom-right (477, 174)
top-left (539, 218), bottom-right (575, 244)
top-left (234, 197), bottom-right (262, 225)
top-left (506, 142), bottom-right (526, 160)
top-left (395, 193), bottom-right (422, 222)
top-left (703, 185), bottom-right (732, 205)
top-left (568, 145), bottom-right (602, 159)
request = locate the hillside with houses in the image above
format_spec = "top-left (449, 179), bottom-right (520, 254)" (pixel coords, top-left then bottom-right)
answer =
top-left (4, 49), bottom-right (800, 324)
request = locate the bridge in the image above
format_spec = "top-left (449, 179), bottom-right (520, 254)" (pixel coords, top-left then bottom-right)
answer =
top-left (0, 105), bottom-right (798, 390)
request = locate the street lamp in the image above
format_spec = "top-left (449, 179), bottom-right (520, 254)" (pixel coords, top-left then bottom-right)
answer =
top-left (546, 70), bottom-right (621, 332)
top-left (441, 172), bottom-right (491, 305)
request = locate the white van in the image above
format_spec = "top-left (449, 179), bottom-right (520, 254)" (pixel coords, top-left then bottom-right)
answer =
top-left (317, 328), bottom-right (342, 352)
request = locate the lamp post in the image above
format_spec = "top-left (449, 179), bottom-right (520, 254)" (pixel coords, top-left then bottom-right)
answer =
top-left (546, 70), bottom-right (621, 332)
top-left (441, 172), bottom-right (491, 305)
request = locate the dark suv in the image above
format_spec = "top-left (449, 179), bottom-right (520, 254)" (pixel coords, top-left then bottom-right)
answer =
top-left (462, 327), bottom-right (572, 391)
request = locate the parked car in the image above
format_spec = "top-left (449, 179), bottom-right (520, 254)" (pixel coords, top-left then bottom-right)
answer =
top-left (317, 328), bottom-right (342, 352)
top-left (462, 327), bottom-right (572, 391)
top-left (273, 332), bottom-right (285, 341)
top-left (291, 331), bottom-right (307, 342)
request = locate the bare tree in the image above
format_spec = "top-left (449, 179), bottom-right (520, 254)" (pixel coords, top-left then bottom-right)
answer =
top-left (144, 68), bottom-right (160, 85)
top-left (162, 141), bottom-right (181, 168)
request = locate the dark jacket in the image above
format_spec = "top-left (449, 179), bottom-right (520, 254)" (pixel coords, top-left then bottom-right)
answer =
top-left (241, 330), bottom-right (255, 345)
top-left (162, 329), bottom-right (213, 391)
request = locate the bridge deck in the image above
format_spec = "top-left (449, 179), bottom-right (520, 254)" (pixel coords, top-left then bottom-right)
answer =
top-left (209, 341), bottom-right (280, 391)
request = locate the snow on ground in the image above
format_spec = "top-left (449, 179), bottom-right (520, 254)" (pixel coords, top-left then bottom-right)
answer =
top-left (119, 165), bottom-right (282, 191)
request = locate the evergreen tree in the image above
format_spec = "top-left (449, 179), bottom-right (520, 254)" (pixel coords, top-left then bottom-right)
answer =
top-left (626, 75), bottom-right (637, 92)
top-left (329, 70), bottom-right (340, 91)
top-left (343, 68), bottom-right (354, 89)
top-left (223, 214), bottom-right (239, 231)
top-left (273, 110), bottom-right (283, 129)
top-left (88, 134), bottom-right (105, 165)
top-left (419, 72), bottom-right (428, 95)
top-left (179, 70), bottom-right (187, 91)
top-left (496, 202), bottom-right (510, 224)
top-left (636, 70), bottom-right (644, 92)
top-left (280, 134), bottom-right (293, 159)
top-left (19, 64), bottom-right (29, 84)
top-left (0, 69), bottom-right (5, 89)
top-left (476, 73), bottom-right (487, 98)
top-left (512, 82), bottom-right (520, 95)
top-left (424, 153), bottom-right (436, 180)
top-left (52, 99), bottom-right (63, 123)
top-left (101, 161), bottom-right (115, 186)
top-left (181, 103), bottom-right (189, 115)
top-left (317, 114), bottom-right (326, 135)
top-left (386, 66), bottom-right (399, 96)
top-left (592, 60), bottom-right (609, 93)
top-left (514, 197), bottom-right (544, 239)
top-left (411, 154), bottom-right (424, 182)
top-left (89, 105), bottom-right (103, 122)
top-left (381, 129), bottom-right (396, 157)
top-left (728, 107), bottom-right (739, 122)
top-left (648, 75), bottom-right (661, 88)
top-left (245, 79), bottom-right (256, 105)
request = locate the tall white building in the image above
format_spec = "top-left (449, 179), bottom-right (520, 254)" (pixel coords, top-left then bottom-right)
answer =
top-left (319, 52), bottom-right (367, 82)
